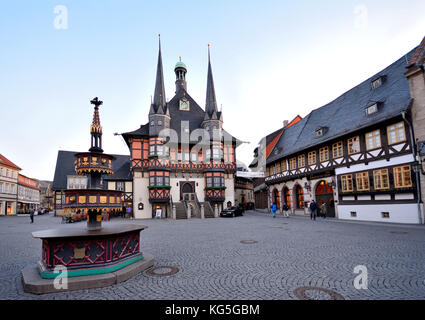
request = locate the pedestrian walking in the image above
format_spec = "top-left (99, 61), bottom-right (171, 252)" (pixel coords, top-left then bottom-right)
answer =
top-left (282, 204), bottom-right (290, 218)
top-left (320, 202), bottom-right (327, 219)
top-left (271, 203), bottom-right (277, 218)
top-left (30, 209), bottom-right (34, 223)
top-left (309, 200), bottom-right (317, 221)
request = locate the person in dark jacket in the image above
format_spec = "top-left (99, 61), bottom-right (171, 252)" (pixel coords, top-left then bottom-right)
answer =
top-left (282, 204), bottom-right (290, 218)
top-left (30, 209), bottom-right (34, 223)
top-left (309, 200), bottom-right (317, 221)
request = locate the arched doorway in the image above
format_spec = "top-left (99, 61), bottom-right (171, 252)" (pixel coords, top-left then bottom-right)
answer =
top-left (272, 188), bottom-right (280, 210)
top-left (315, 180), bottom-right (335, 218)
top-left (295, 185), bottom-right (304, 209)
top-left (282, 187), bottom-right (291, 208)
top-left (181, 182), bottom-right (195, 201)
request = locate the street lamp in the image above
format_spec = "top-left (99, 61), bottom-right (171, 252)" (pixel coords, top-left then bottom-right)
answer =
top-left (412, 161), bottom-right (424, 175)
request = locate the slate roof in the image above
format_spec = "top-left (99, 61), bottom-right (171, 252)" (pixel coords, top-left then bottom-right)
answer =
top-left (52, 151), bottom-right (131, 190)
top-left (122, 87), bottom-right (240, 145)
top-left (267, 48), bottom-right (417, 164)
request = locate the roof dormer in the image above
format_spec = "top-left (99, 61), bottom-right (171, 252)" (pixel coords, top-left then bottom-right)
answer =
top-left (371, 75), bottom-right (386, 90)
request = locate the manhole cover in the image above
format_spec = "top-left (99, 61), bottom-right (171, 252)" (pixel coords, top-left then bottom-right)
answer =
top-left (240, 240), bottom-right (258, 244)
top-left (390, 231), bottom-right (408, 235)
top-left (293, 286), bottom-right (344, 300)
top-left (146, 266), bottom-right (179, 277)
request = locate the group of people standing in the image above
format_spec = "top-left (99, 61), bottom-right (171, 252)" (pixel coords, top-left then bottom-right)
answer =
top-left (308, 200), bottom-right (327, 220)
top-left (271, 203), bottom-right (290, 218)
top-left (270, 200), bottom-right (328, 220)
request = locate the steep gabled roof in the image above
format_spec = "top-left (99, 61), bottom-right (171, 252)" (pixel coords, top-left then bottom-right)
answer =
top-left (267, 47), bottom-right (416, 164)
top-left (0, 154), bottom-right (21, 170)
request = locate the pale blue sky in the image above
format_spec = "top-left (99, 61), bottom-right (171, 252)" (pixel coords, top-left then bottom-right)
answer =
top-left (1, 0), bottom-right (425, 180)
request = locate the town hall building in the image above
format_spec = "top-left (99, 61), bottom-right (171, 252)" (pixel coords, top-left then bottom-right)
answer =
top-left (121, 38), bottom-right (239, 219)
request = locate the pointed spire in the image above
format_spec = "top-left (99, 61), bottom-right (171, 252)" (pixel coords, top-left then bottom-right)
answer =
top-left (89, 97), bottom-right (104, 153)
top-left (205, 43), bottom-right (218, 116)
top-left (153, 34), bottom-right (166, 113)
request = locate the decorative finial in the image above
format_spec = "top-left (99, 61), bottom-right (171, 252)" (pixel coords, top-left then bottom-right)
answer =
top-left (90, 97), bottom-right (103, 108)
top-left (158, 33), bottom-right (161, 37)
top-left (179, 56), bottom-right (182, 61)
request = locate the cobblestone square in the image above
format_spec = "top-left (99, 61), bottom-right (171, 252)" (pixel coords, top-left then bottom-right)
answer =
top-left (1, 211), bottom-right (424, 300)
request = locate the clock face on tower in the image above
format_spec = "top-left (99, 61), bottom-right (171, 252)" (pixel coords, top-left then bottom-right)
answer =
top-left (180, 99), bottom-right (190, 111)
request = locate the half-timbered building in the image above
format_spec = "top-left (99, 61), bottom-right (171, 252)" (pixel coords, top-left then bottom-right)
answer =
top-left (264, 45), bottom-right (424, 224)
top-left (121, 38), bottom-right (239, 219)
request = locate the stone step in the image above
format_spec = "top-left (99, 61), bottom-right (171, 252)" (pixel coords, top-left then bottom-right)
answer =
top-left (175, 202), bottom-right (187, 220)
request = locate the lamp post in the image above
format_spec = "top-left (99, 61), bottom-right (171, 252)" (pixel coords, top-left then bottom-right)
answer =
top-left (412, 160), bottom-right (425, 175)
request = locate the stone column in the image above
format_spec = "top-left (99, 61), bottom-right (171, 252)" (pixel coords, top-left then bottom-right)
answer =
top-left (187, 204), bottom-right (191, 219)
top-left (214, 204), bottom-right (218, 218)
top-left (172, 205), bottom-right (176, 220)
top-left (200, 204), bottom-right (205, 219)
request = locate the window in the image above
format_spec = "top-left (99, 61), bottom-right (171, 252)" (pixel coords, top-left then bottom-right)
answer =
top-left (275, 162), bottom-right (281, 173)
top-left (281, 160), bottom-right (287, 172)
top-left (0, 183), bottom-right (2, 193)
top-left (332, 142), bottom-right (343, 158)
top-left (381, 212), bottom-right (390, 218)
top-left (348, 136), bottom-right (360, 154)
top-left (266, 167), bottom-right (270, 177)
top-left (356, 172), bottom-right (370, 191)
top-left (308, 151), bottom-right (316, 165)
top-left (298, 155), bottom-right (305, 168)
top-left (0, 168), bottom-right (3, 176)
top-left (393, 165), bottom-right (412, 188)
top-left (295, 185), bottom-right (304, 209)
top-left (371, 77), bottom-right (383, 89)
top-left (366, 104), bottom-right (378, 115)
top-left (206, 177), bottom-right (212, 187)
top-left (366, 130), bottom-right (381, 150)
top-left (373, 169), bottom-right (389, 190)
top-left (387, 122), bottom-right (406, 145)
top-left (116, 182), bottom-right (125, 191)
top-left (341, 174), bottom-right (353, 192)
top-left (316, 129), bottom-right (323, 137)
top-left (206, 173), bottom-right (224, 187)
top-left (289, 158), bottom-right (297, 170)
top-left (351, 212), bottom-right (357, 217)
top-left (319, 147), bottom-right (329, 162)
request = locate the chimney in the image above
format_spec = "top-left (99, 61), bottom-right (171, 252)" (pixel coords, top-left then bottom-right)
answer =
top-left (283, 120), bottom-right (289, 127)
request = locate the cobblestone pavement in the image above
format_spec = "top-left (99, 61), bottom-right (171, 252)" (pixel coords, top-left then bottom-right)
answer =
top-left (0, 211), bottom-right (424, 300)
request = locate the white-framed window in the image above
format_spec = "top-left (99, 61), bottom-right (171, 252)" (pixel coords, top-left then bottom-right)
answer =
top-left (319, 147), bottom-right (329, 162)
top-left (332, 142), bottom-right (343, 158)
top-left (387, 122), bottom-right (406, 145)
top-left (373, 169), bottom-right (389, 190)
top-left (366, 130), bottom-right (381, 150)
top-left (366, 104), bottom-right (378, 115)
top-left (348, 136), bottom-right (360, 154)
top-left (356, 172), bottom-right (370, 191)
top-left (308, 151), bottom-right (316, 165)
top-left (341, 174), bottom-right (353, 192)
top-left (393, 165), bottom-right (412, 188)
